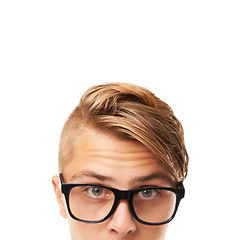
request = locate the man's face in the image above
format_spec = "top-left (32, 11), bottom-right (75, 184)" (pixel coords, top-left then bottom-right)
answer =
top-left (53, 129), bottom-right (176, 240)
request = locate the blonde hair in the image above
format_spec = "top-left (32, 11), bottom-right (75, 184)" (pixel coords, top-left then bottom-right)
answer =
top-left (59, 82), bottom-right (189, 182)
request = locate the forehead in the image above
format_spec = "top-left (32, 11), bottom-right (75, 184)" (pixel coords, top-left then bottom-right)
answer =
top-left (63, 128), bottom-right (175, 187)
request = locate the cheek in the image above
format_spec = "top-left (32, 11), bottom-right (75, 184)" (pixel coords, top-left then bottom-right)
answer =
top-left (67, 218), bottom-right (107, 240)
top-left (136, 224), bottom-right (169, 240)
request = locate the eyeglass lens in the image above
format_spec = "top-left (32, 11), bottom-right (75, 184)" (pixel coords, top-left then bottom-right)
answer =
top-left (133, 188), bottom-right (176, 223)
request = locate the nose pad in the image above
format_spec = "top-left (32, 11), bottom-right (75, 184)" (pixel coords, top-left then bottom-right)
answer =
top-left (107, 200), bottom-right (137, 236)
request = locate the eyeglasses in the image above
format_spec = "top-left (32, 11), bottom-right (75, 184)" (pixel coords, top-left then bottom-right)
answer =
top-left (60, 174), bottom-right (185, 226)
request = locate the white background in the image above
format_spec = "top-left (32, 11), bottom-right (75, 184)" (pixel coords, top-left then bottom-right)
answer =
top-left (0, 1), bottom-right (239, 239)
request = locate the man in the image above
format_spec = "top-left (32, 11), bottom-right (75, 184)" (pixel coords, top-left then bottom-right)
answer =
top-left (52, 82), bottom-right (189, 240)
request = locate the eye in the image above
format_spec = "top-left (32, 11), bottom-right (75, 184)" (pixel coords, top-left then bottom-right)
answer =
top-left (84, 186), bottom-right (109, 199)
top-left (136, 189), bottom-right (159, 200)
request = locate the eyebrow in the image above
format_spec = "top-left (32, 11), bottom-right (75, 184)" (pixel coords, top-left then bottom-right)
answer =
top-left (70, 170), bottom-right (173, 185)
top-left (130, 172), bottom-right (174, 185)
top-left (70, 170), bottom-right (116, 183)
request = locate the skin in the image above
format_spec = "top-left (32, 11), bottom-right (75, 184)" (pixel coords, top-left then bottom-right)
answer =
top-left (52, 128), bottom-right (177, 240)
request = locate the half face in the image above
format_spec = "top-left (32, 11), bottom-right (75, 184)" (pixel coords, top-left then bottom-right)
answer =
top-left (53, 128), bottom-right (177, 240)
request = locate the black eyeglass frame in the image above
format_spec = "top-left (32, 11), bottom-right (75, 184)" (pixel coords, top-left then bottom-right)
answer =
top-left (60, 174), bottom-right (185, 226)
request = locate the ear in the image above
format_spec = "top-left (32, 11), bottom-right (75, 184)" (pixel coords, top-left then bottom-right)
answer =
top-left (52, 175), bottom-right (68, 218)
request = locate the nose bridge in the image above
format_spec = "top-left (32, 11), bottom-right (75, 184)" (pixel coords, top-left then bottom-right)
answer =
top-left (118, 189), bottom-right (132, 202)
top-left (108, 189), bottom-right (137, 236)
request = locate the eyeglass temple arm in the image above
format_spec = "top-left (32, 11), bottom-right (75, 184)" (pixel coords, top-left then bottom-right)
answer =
top-left (59, 173), bottom-right (64, 184)
top-left (178, 181), bottom-right (184, 189)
